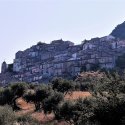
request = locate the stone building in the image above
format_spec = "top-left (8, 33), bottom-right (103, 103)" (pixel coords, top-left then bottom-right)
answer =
top-left (1, 36), bottom-right (125, 85)
top-left (1, 61), bottom-right (8, 73)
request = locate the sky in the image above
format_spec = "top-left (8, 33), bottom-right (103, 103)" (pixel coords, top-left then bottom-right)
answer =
top-left (0, 0), bottom-right (125, 70)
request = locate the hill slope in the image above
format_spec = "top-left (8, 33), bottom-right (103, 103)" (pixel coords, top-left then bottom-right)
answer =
top-left (111, 21), bottom-right (125, 40)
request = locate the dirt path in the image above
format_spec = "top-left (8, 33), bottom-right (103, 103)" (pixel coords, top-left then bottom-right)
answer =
top-left (65, 91), bottom-right (91, 100)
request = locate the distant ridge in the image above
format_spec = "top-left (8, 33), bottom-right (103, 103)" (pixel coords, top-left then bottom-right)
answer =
top-left (111, 21), bottom-right (125, 40)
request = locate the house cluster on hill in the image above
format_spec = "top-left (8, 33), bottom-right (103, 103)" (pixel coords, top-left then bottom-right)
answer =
top-left (1, 36), bottom-right (125, 85)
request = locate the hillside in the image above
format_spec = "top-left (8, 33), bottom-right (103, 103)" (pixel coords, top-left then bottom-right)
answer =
top-left (111, 21), bottom-right (125, 40)
top-left (1, 21), bottom-right (125, 85)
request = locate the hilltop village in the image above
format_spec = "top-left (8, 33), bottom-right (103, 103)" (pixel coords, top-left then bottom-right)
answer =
top-left (1, 35), bottom-right (125, 85)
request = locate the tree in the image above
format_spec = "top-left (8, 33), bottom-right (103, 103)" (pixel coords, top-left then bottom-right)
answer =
top-left (55, 100), bottom-right (75, 124)
top-left (90, 72), bottom-right (125, 125)
top-left (0, 82), bottom-right (28, 110)
top-left (43, 91), bottom-right (64, 114)
top-left (56, 72), bottom-right (125, 125)
top-left (24, 84), bottom-right (52, 111)
top-left (0, 87), bottom-right (13, 105)
top-left (52, 78), bottom-right (75, 94)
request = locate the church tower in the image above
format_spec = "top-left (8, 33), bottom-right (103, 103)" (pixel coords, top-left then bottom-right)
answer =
top-left (1, 61), bottom-right (8, 73)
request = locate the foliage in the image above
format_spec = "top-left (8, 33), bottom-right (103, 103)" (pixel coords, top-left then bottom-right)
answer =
top-left (24, 84), bottom-right (53, 111)
top-left (1, 72), bottom-right (125, 125)
top-left (55, 98), bottom-right (94, 125)
top-left (56, 100), bottom-right (75, 123)
top-left (10, 82), bottom-right (28, 97)
top-left (0, 82), bottom-right (28, 110)
top-left (43, 91), bottom-right (64, 114)
top-left (0, 105), bottom-right (16, 125)
top-left (0, 87), bottom-right (13, 105)
top-left (75, 71), bottom-right (104, 91)
top-left (111, 21), bottom-right (125, 40)
top-left (16, 114), bottom-right (40, 125)
top-left (52, 77), bottom-right (75, 94)
top-left (55, 72), bottom-right (125, 125)
top-left (92, 97), bottom-right (125, 125)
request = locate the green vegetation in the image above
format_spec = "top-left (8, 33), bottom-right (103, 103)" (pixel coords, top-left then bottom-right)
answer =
top-left (52, 77), bottom-right (75, 94)
top-left (1, 71), bottom-right (125, 125)
top-left (17, 114), bottom-right (40, 125)
top-left (111, 21), bottom-right (125, 40)
top-left (0, 106), bottom-right (16, 125)
top-left (0, 82), bottom-right (28, 110)
top-left (0, 105), bottom-right (40, 125)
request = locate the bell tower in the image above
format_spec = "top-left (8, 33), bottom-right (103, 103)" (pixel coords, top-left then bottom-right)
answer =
top-left (1, 61), bottom-right (7, 73)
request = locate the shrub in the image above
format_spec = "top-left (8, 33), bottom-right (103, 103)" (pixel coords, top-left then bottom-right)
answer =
top-left (56, 98), bottom-right (94, 125)
top-left (0, 87), bottom-right (13, 105)
top-left (16, 114), bottom-right (40, 125)
top-left (43, 91), bottom-right (64, 114)
top-left (24, 84), bottom-right (53, 111)
top-left (52, 78), bottom-right (75, 94)
top-left (0, 83), bottom-right (29, 110)
top-left (10, 82), bottom-right (28, 97)
top-left (0, 105), bottom-right (16, 125)
top-left (55, 100), bottom-right (75, 123)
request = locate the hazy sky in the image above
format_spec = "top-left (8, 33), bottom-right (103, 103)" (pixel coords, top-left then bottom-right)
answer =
top-left (0, 0), bottom-right (125, 69)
